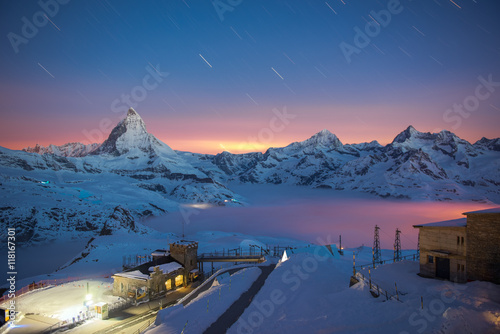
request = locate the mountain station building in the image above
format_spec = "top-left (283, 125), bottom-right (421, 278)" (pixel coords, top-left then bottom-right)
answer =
top-left (414, 208), bottom-right (500, 284)
top-left (112, 240), bottom-right (199, 299)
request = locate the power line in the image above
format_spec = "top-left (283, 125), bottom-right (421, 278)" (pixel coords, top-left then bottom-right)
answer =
top-left (373, 225), bottom-right (382, 265)
top-left (394, 228), bottom-right (402, 262)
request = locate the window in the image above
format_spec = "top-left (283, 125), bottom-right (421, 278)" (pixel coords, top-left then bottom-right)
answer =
top-left (175, 274), bottom-right (183, 287)
top-left (428, 255), bottom-right (434, 264)
top-left (461, 237), bottom-right (464, 245)
top-left (457, 264), bottom-right (460, 271)
top-left (461, 264), bottom-right (465, 272)
top-left (457, 236), bottom-right (460, 245)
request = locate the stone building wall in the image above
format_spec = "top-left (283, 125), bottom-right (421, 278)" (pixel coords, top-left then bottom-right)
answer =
top-left (169, 241), bottom-right (198, 286)
top-left (465, 213), bottom-right (500, 284)
top-left (417, 226), bottom-right (466, 282)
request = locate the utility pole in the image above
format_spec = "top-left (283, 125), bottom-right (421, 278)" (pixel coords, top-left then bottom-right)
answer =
top-left (373, 225), bottom-right (382, 266)
top-left (394, 228), bottom-right (402, 262)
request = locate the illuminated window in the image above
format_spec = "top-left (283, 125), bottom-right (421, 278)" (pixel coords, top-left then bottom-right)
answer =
top-left (165, 279), bottom-right (172, 290)
top-left (175, 274), bottom-right (183, 287)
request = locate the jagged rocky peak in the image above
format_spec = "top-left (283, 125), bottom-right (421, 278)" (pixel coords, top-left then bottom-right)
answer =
top-left (349, 140), bottom-right (383, 151)
top-left (296, 129), bottom-right (343, 149)
top-left (92, 108), bottom-right (174, 156)
top-left (436, 129), bottom-right (462, 142)
top-left (392, 125), bottom-right (419, 143)
top-left (23, 142), bottom-right (100, 157)
top-left (474, 137), bottom-right (500, 151)
top-left (23, 143), bottom-right (43, 154)
top-left (392, 125), bottom-right (437, 144)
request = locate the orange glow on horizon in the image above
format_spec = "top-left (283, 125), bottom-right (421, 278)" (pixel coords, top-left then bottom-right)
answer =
top-left (163, 139), bottom-right (294, 154)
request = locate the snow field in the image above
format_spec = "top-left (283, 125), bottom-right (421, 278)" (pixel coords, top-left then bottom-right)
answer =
top-left (146, 267), bottom-right (262, 334)
top-left (1, 279), bottom-right (119, 324)
top-left (225, 250), bottom-right (500, 334)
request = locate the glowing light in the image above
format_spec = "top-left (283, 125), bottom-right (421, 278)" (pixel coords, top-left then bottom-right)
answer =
top-left (184, 203), bottom-right (213, 210)
top-left (175, 275), bottom-right (184, 287)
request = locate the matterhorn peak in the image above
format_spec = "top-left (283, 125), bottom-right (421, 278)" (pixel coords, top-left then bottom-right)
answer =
top-left (92, 108), bottom-right (174, 156)
top-left (127, 107), bottom-right (138, 116)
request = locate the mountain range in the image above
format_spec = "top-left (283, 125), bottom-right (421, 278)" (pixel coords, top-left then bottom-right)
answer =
top-left (2, 108), bottom-right (499, 244)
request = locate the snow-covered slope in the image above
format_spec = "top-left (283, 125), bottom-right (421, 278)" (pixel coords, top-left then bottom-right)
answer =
top-left (0, 109), bottom-right (239, 244)
top-left (2, 109), bottom-right (499, 245)
top-left (210, 126), bottom-right (500, 201)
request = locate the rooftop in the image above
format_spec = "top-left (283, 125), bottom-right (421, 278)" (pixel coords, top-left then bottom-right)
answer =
top-left (148, 262), bottom-right (183, 275)
top-left (463, 207), bottom-right (500, 215)
top-left (115, 255), bottom-right (182, 280)
top-left (413, 218), bottom-right (467, 228)
top-left (151, 250), bottom-right (169, 257)
top-left (113, 270), bottom-right (149, 281)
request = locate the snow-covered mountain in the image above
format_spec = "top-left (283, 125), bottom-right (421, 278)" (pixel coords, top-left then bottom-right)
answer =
top-left (0, 108), bottom-right (239, 244)
top-left (23, 142), bottom-right (100, 157)
top-left (2, 110), bottom-right (499, 245)
top-left (210, 126), bottom-right (499, 201)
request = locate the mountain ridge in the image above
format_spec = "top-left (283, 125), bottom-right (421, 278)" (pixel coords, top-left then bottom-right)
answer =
top-left (2, 109), bottom-right (499, 245)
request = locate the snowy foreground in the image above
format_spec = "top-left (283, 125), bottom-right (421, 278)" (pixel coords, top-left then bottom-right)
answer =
top-left (147, 267), bottom-right (262, 334)
top-left (152, 249), bottom-right (498, 334)
top-left (226, 254), bottom-right (499, 334)
top-left (2, 231), bottom-right (499, 334)
top-left (146, 245), bottom-right (499, 334)
top-left (3, 279), bottom-right (119, 323)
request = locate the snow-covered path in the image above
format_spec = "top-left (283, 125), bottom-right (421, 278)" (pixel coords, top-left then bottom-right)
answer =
top-left (205, 264), bottom-right (276, 334)
top-left (146, 267), bottom-right (262, 334)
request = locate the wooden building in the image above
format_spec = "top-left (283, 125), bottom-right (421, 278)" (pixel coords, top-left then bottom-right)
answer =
top-left (414, 208), bottom-right (500, 284)
top-left (112, 240), bottom-right (198, 299)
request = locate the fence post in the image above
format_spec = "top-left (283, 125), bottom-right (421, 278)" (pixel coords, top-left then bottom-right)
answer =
top-left (368, 269), bottom-right (372, 290)
top-left (352, 252), bottom-right (356, 276)
top-left (421, 296), bottom-right (423, 309)
top-left (395, 282), bottom-right (399, 301)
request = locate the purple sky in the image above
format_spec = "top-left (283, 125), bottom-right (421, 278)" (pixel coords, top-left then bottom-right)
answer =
top-left (1, 0), bottom-right (499, 153)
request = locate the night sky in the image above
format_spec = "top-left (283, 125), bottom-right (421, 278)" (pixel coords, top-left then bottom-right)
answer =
top-left (1, 0), bottom-right (499, 154)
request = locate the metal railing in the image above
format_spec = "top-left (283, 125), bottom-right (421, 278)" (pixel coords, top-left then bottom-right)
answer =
top-left (354, 253), bottom-right (419, 272)
top-left (354, 271), bottom-right (402, 302)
